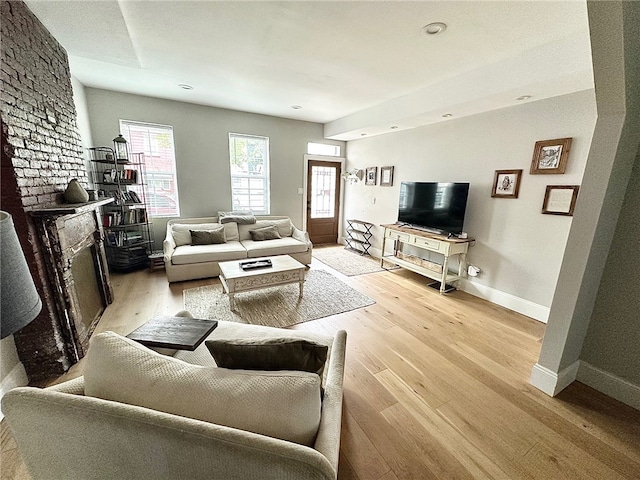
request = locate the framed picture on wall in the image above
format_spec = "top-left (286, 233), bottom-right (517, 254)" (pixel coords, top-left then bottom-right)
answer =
top-left (380, 166), bottom-right (394, 186)
top-left (365, 167), bottom-right (377, 186)
top-left (542, 185), bottom-right (580, 216)
top-left (530, 137), bottom-right (572, 174)
top-left (491, 169), bottom-right (522, 198)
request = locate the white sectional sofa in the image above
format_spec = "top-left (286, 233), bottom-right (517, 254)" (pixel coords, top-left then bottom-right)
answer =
top-left (163, 216), bottom-right (312, 282)
top-left (3, 321), bottom-right (347, 480)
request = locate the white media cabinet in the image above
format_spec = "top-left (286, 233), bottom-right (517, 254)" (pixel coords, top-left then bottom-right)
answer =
top-left (380, 224), bottom-right (472, 293)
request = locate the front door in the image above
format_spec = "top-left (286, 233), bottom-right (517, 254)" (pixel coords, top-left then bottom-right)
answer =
top-left (306, 160), bottom-right (341, 244)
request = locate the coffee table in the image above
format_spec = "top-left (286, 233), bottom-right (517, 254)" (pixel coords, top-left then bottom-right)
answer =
top-left (218, 255), bottom-right (306, 310)
top-left (127, 315), bottom-right (218, 351)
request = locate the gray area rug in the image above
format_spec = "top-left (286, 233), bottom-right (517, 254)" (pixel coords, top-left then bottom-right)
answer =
top-left (313, 246), bottom-right (391, 276)
top-left (183, 269), bottom-right (375, 327)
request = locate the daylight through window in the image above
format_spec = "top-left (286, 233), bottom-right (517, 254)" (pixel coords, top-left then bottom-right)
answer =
top-left (119, 120), bottom-right (180, 217)
top-left (229, 133), bottom-right (270, 214)
top-left (307, 142), bottom-right (341, 157)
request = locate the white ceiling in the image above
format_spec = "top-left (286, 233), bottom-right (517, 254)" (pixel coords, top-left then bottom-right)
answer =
top-left (24, 1), bottom-right (594, 141)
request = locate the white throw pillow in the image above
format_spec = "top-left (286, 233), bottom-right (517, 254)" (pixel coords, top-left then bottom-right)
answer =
top-left (84, 332), bottom-right (322, 446)
top-left (172, 222), bottom-right (239, 246)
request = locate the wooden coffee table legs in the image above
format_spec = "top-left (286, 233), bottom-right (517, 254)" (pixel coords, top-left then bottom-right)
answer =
top-left (221, 275), bottom-right (305, 311)
top-left (218, 257), bottom-right (306, 312)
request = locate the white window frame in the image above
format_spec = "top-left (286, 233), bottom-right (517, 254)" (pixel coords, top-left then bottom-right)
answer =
top-left (307, 142), bottom-right (341, 157)
top-left (229, 133), bottom-right (270, 214)
top-left (119, 120), bottom-right (180, 218)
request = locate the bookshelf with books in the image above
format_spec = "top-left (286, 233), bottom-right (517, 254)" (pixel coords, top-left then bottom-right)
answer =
top-left (89, 139), bottom-right (153, 272)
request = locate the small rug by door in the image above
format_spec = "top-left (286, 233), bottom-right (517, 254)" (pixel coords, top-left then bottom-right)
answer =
top-left (183, 269), bottom-right (375, 328)
top-left (313, 246), bottom-right (390, 276)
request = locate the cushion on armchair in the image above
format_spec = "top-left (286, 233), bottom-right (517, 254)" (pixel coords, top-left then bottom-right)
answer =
top-left (205, 338), bottom-right (328, 376)
top-left (84, 332), bottom-right (322, 446)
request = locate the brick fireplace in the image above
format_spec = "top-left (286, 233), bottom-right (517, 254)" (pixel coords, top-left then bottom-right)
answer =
top-left (1, 1), bottom-right (110, 381)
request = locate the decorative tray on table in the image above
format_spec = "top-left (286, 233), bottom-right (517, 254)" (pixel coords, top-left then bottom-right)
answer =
top-left (240, 259), bottom-right (273, 271)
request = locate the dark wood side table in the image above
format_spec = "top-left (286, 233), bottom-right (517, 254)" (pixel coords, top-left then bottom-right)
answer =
top-left (127, 315), bottom-right (218, 351)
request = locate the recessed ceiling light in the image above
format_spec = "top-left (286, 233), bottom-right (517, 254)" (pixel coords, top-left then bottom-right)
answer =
top-left (442, 113), bottom-right (453, 118)
top-left (390, 126), bottom-right (399, 130)
top-left (422, 22), bottom-right (447, 36)
top-left (178, 84), bottom-right (193, 90)
top-left (291, 105), bottom-right (302, 110)
top-left (516, 95), bottom-right (532, 101)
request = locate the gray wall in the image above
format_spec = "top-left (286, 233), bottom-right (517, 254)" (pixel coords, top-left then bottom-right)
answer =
top-left (344, 90), bottom-right (596, 312)
top-left (532, 0), bottom-right (640, 405)
top-left (71, 76), bottom-right (93, 154)
top-left (581, 147), bottom-right (640, 384)
top-left (85, 88), bottom-right (343, 245)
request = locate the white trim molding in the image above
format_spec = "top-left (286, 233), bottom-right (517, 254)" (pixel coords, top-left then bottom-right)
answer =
top-left (529, 360), bottom-right (580, 396)
top-left (577, 361), bottom-right (640, 410)
top-left (460, 280), bottom-right (550, 323)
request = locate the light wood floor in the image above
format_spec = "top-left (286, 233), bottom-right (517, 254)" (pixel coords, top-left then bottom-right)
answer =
top-left (2, 248), bottom-right (640, 479)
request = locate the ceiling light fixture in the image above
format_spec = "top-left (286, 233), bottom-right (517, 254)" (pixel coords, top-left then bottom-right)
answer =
top-left (422, 22), bottom-right (447, 36)
top-left (178, 84), bottom-right (193, 90)
top-left (291, 105), bottom-right (302, 110)
top-left (442, 113), bottom-right (453, 118)
top-left (516, 95), bottom-right (532, 101)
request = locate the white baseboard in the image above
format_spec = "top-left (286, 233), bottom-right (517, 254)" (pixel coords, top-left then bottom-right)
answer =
top-left (336, 249), bottom-right (549, 322)
top-left (577, 361), bottom-right (640, 410)
top-left (529, 361), bottom-right (580, 396)
top-left (460, 279), bottom-right (550, 323)
top-left (0, 363), bottom-right (29, 420)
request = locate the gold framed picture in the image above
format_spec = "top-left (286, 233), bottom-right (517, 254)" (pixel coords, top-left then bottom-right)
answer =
top-left (530, 137), bottom-right (572, 174)
top-left (380, 166), bottom-right (394, 186)
top-left (491, 169), bottom-right (522, 199)
top-left (542, 185), bottom-right (580, 216)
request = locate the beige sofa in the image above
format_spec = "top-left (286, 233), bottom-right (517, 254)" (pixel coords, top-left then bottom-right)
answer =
top-left (3, 321), bottom-right (347, 480)
top-left (163, 216), bottom-right (312, 282)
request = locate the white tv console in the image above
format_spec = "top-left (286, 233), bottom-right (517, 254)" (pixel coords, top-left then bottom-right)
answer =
top-left (380, 224), bottom-right (472, 294)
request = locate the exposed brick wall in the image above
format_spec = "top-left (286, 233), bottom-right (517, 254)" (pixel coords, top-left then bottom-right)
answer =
top-left (1, 0), bottom-right (89, 381)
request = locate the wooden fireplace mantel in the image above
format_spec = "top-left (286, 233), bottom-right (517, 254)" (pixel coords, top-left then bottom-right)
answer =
top-left (29, 198), bottom-right (114, 362)
top-left (29, 198), bottom-right (114, 216)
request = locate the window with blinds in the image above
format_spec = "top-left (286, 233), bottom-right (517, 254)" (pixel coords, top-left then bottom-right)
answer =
top-left (119, 120), bottom-right (180, 217)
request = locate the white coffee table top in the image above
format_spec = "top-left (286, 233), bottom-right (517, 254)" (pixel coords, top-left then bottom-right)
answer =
top-left (218, 255), bottom-right (305, 280)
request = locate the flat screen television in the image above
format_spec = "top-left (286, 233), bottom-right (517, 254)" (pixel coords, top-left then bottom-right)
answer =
top-left (397, 182), bottom-right (469, 235)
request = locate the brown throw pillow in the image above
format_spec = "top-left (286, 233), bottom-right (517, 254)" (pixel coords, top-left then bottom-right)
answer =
top-left (249, 225), bottom-right (281, 241)
top-left (205, 338), bottom-right (328, 376)
top-left (190, 227), bottom-right (226, 245)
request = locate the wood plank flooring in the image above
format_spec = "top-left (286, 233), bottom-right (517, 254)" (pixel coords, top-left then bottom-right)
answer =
top-left (2, 247), bottom-right (639, 479)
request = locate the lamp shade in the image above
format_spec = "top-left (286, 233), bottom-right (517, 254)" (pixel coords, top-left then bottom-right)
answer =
top-left (1, 211), bottom-right (42, 339)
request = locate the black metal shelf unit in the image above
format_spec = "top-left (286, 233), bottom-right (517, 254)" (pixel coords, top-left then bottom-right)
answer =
top-left (89, 144), bottom-right (153, 272)
top-left (345, 219), bottom-right (374, 256)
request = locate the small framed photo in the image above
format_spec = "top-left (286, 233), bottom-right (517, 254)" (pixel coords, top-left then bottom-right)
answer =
top-left (530, 137), bottom-right (572, 174)
top-left (491, 169), bottom-right (522, 199)
top-left (365, 167), bottom-right (377, 186)
top-left (542, 185), bottom-right (580, 216)
top-left (380, 166), bottom-right (394, 186)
